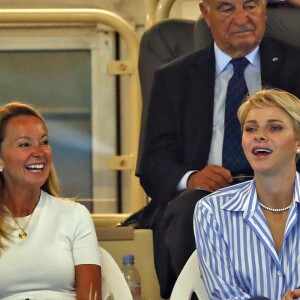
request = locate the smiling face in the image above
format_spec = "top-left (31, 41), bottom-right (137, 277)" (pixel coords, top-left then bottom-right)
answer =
top-left (242, 105), bottom-right (300, 175)
top-left (0, 115), bottom-right (52, 192)
top-left (200, 0), bottom-right (267, 58)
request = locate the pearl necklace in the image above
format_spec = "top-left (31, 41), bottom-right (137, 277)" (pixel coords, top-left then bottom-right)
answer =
top-left (259, 202), bottom-right (292, 213)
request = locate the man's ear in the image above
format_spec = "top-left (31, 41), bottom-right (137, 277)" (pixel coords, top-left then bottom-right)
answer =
top-left (199, 2), bottom-right (211, 27)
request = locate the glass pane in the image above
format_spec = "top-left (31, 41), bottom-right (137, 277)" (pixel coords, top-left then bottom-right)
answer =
top-left (0, 50), bottom-right (92, 199)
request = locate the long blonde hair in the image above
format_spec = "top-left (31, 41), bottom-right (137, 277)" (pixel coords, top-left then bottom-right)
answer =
top-left (0, 101), bottom-right (61, 251)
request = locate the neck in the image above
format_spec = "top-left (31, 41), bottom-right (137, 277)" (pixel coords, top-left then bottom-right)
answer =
top-left (2, 189), bottom-right (41, 217)
top-left (255, 171), bottom-right (295, 208)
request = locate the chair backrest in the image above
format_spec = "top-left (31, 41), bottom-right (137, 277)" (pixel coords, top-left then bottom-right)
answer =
top-left (170, 251), bottom-right (209, 300)
top-left (100, 247), bottom-right (133, 300)
top-left (136, 6), bottom-right (300, 174)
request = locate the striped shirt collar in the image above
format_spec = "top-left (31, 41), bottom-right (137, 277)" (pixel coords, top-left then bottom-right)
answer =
top-left (221, 172), bottom-right (300, 216)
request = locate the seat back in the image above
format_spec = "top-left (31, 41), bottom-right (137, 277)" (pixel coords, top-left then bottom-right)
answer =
top-left (264, 7), bottom-right (300, 47)
top-left (100, 247), bottom-right (133, 300)
top-left (136, 7), bottom-right (300, 174)
top-left (136, 18), bottom-right (196, 173)
top-left (170, 251), bottom-right (209, 300)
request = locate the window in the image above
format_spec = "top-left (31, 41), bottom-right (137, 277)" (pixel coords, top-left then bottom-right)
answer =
top-left (0, 25), bottom-right (119, 213)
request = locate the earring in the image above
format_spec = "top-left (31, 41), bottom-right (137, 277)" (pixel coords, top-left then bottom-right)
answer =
top-left (0, 168), bottom-right (2, 172)
top-left (297, 148), bottom-right (300, 154)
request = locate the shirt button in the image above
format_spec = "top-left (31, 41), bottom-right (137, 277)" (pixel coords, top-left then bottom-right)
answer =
top-left (277, 271), bottom-right (282, 276)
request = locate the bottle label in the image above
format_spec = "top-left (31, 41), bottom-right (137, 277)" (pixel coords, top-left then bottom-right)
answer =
top-left (128, 282), bottom-right (141, 299)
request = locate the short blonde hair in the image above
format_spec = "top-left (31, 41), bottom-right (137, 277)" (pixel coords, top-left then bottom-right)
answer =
top-left (238, 88), bottom-right (300, 138)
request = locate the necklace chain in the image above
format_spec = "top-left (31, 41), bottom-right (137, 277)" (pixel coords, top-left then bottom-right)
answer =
top-left (259, 201), bottom-right (292, 213)
top-left (6, 195), bottom-right (40, 239)
top-left (12, 213), bottom-right (34, 239)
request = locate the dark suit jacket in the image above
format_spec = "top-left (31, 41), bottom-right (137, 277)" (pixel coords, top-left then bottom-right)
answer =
top-left (140, 37), bottom-right (300, 204)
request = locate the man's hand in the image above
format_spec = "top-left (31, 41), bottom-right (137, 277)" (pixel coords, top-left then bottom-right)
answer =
top-left (187, 165), bottom-right (232, 191)
top-left (282, 289), bottom-right (300, 299)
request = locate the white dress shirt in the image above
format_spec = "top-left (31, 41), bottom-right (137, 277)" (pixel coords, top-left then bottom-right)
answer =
top-left (178, 43), bottom-right (261, 191)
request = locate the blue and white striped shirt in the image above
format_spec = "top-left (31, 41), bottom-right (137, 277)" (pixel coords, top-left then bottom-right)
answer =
top-left (194, 172), bottom-right (300, 300)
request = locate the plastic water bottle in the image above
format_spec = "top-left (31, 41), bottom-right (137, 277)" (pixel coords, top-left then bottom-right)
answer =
top-left (122, 254), bottom-right (141, 300)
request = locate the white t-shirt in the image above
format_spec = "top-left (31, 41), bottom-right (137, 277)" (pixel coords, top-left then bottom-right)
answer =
top-left (0, 190), bottom-right (101, 299)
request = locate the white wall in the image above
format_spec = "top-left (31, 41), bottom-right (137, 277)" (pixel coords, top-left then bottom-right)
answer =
top-left (0, 1), bottom-right (201, 27)
top-left (167, 0), bottom-right (201, 20)
top-left (0, 0), bottom-right (146, 27)
top-left (182, 0), bottom-right (201, 19)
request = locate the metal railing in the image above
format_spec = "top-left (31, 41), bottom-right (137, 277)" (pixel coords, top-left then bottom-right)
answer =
top-left (144, 0), bottom-right (176, 28)
top-left (0, 8), bottom-right (145, 212)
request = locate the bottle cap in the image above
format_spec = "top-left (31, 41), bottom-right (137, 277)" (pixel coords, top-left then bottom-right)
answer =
top-left (123, 254), bottom-right (134, 265)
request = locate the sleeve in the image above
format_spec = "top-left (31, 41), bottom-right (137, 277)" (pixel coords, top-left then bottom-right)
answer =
top-left (72, 203), bottom-right (101, 266)
top-left (139, 69), bottom-right (190, 203)
top-left (193, 200), bottom-right (250, 300)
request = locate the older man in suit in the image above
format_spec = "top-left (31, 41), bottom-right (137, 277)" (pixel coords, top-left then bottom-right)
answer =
top-left (139, 0), bottom-right (300, 298)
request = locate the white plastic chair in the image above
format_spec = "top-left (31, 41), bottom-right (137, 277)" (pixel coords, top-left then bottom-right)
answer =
top-left (170, 250), bottom-right (209, 300)
top-left (100, 247), bottom-right (133, 300)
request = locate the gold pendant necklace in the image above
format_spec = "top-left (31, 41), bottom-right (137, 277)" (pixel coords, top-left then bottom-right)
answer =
top-left (6, 196), bottom-right (40, 239)
top-left (12, 213), bottom-right (34, 239)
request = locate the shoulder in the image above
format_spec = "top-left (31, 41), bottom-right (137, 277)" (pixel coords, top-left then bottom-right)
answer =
top-left (260, 37), bottom-right (300, 95)
top-left (151, 43), bottom-right (215, 91)
top-left (156, 43), bottom-right (214, 75)
top-left (261, 37), bottom-right (300, 56)
top-left (41, 191), bottom-right (90, 217)
top-left (195, 181), bottom-right (251, 214)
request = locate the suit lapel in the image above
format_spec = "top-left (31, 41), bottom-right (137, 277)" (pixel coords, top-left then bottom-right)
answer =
top-left (182, 44), bottom-right (215, 168)
top-left (260, 37), bottom-right (284, 88)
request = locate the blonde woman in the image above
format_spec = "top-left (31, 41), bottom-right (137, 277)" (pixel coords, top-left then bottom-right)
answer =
top-left (0, 102), bottom-right (101, 299)
top-left (194, 89), bottom-right (300, 300)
